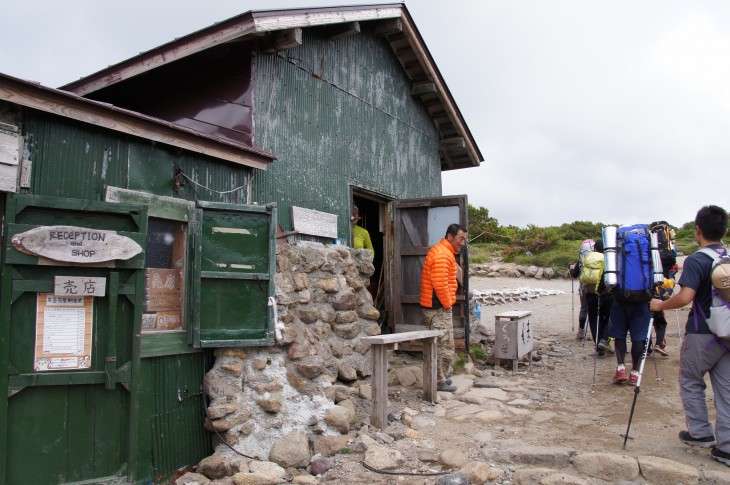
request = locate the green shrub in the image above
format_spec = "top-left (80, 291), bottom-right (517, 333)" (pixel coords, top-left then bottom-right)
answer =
top-left (469, 344), bottom-right (487, 361)
top-left (452, 352), bottom-right (469, 372)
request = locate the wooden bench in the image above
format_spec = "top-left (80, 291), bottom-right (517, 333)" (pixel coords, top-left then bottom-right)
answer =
top-left (360, 330), bottom-right (445, 429)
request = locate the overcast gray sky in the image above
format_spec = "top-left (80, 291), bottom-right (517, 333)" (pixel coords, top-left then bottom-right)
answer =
top-left (2, 0), bottom-right (728, 228)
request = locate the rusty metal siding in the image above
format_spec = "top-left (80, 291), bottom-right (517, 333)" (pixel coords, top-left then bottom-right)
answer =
top-left (253, 26), bottom-right (442, 236)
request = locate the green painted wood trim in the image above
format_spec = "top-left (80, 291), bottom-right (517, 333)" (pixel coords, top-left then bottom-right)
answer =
top-left (127, 217), bottom-right (148, 482)
top-left (198, 337), bottom-right (273, 347)
top-left (199, 271), bottom-right (270, 281)
top-left (105, 273), bottom-right (119, 390)
top-left (104, 186), bottom-right (195, 222)
top-left (196, 200), bottom-right (276, 213)
top-left (140, 333), bottom-right (199, 358)
top-left (0, 196), bottom-right (19, 485)
top-left (8, 372), bottom-right (108, 388)
top-left (14, 194), bottom-right (144, 219)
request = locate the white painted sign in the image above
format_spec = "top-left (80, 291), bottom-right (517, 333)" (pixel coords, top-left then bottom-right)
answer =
top-left (54, 276), bottom-right (106, 297)
top-left (292, 206), bottom-right (338, 238)
top-left (12, 225), bottom-right (143, 263)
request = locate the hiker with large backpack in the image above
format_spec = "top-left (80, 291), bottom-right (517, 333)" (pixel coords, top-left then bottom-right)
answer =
top-left (569, 239), bottom-right (595, 340)
top-left (580, 240), bottom-right (613, 356)
top-left (649, 220), bottom-right (679, 356)
top-left (649, 205), bottom-right (730, 466)
top-left (603, 224), bottom-right (664, 385)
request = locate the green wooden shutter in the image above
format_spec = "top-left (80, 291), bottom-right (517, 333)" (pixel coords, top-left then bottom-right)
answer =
top-left (192, 201), bottom-right (276, 348)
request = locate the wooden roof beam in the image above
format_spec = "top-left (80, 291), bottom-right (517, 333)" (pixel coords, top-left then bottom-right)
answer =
top-left (411, 82), bottom-right (437, 97)
top-left (374, 18), bottom-right (403, 37)
top-left (439, 137), bottom-right (466, 153)
top-left (326, 22), bottom-right (361, 41)
top-left (262, 28), bottom-right (303, 53)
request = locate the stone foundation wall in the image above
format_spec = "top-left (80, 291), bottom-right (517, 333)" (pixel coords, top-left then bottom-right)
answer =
top-left (203, 242), bottom-right (380, 459)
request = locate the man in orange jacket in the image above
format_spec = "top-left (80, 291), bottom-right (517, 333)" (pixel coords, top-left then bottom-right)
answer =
top-left (420, 223), bottom-right (467, 393)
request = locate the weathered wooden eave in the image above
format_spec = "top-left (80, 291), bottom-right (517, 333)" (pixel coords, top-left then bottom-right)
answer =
top-left (0, 73), bottom-right (274, 170)
top-left (60, 3), bottom-right (482, 171)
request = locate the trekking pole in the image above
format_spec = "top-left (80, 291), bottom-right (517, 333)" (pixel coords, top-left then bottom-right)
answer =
top-left (622, 314), bottom-right (655, 449)
top-left (675, 309), bottom-right (682, 348)
top-left (592, 299), bottom-right (601, 386)
top-left (650, 318), bottom-right (660, 382)
top-left (571, 277), bottom-right (575, 332)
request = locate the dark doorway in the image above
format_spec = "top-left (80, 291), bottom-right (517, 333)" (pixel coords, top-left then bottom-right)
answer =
top-left (352, 194), bottom-right (385, 325)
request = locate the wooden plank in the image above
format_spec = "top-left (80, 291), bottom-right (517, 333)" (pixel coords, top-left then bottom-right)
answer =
top-left (105, 186), bottom-right (194, 221)
top-left (411, 82), bottom-right (437, 97)
top-left (326, 22), bottom-right (361, 41)
top-left (370, 344), bottom-right (388, 430)
top-left (374, 18), bottom-right (403, 37)
top-left (400, 212), bottom-right (424, 248)
top-left (361, 329), bottom-right (443, 345)
top-left (262, 28), bottom-right (303, 53)
top-left (0, 163), bottom-right (18, 193)
top-left (422, 337), bottom-right (437, 402)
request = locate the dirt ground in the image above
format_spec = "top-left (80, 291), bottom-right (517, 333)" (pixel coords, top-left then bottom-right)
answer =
top-left (438, 266), bottom-right (724, 474)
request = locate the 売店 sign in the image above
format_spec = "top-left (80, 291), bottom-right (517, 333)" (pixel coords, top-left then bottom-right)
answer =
top-left (11, 225), bottom-right (142, 263)
top-left (54, 276), bottom-right (106, 297)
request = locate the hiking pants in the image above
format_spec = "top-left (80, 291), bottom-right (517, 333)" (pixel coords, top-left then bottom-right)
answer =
top-left (422, 307), bottom-right (455, 385)
top-left (579, 284), bottom-right (588, 328)
top-left (681, 334), bottom-right (730, 453)
top-left (651, 311), bottom-right (668, 347)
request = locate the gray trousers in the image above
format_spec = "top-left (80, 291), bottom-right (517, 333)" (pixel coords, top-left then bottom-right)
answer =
top-left (681, 334), bottom-right (730, 452)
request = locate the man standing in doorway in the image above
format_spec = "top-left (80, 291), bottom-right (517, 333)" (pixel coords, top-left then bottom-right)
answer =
top-left (420, 223), bottom-right (467, 393)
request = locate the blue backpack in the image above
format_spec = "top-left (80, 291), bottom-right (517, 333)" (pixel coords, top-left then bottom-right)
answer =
top-left (611, 224), bottom-right (657, 302)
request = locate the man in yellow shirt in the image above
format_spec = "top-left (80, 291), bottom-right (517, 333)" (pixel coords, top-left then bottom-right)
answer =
top-left (352, 204), bottom-right (374, 258)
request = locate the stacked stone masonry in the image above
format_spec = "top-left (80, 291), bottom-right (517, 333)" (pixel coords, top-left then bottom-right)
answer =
top-left (203, 243), bottom-right (380, 460)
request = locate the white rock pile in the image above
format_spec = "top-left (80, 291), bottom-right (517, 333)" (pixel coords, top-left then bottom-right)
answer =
top-left (472, 287), bottom-right (565, 306)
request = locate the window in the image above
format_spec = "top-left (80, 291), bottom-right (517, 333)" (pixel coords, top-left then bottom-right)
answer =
top-left (142, 218), bottom-right (186, 332)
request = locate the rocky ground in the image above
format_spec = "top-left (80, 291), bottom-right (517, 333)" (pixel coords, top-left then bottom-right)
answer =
top-left (318, 270), bottom-right (730, 484)
top-left (181, 259), bottom-right (730, 485)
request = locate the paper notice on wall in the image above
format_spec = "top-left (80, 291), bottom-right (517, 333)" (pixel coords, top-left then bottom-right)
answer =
top-left (34, 293), bottom-right (93, 371)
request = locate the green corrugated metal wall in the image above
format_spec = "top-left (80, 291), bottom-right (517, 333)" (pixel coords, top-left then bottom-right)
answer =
top-left (23, 110), bottom-right (250, 204)
top-left (253, 25), bottom-right (442, 237)
top-left (6, 109), bottom-right (231, 484)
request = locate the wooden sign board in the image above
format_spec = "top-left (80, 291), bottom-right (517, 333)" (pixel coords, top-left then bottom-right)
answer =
top-left (12, 225), bottom-right (142, 263)
top-left (143, 268), bottom-right (183, 331)
top-left (34, 294), bottom-right (93, 371)
top-left (292, 206), bottom-right (338, 238)
top-left (54, 276), bottom-right (106, 297)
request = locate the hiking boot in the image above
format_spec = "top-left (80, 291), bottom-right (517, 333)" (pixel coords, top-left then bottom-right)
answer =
top-left (711, 447), bottom-right (730, 466)
top-left (679, 430), bottom-right (716, 448)
top-left (598, 339), bottom-right (612, 353)
top-left (654, 346), bottom-right (669, 357)
top-left (613, 368), bottom-right (628, 384)
top-left (437, 383), bottom-right (457, 393)
top-left (628, 371), bottom-right (639, 386)
top-left (576, 328), bottom-right (586, 341)
top-left (596, 349), bottom-right (606, 358)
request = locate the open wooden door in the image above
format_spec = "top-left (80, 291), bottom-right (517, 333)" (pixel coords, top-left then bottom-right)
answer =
top-left (387, 195), bottom-right (469, 349)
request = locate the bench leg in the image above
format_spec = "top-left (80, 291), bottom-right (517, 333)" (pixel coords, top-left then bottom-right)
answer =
top-left (371, 344), bottom-right (389, 429)
top-left (423, 337), bottom-right (438, 403)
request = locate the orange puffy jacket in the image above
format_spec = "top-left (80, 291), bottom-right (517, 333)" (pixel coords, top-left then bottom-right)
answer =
top-left (420, 238), bottom-right (459, 309)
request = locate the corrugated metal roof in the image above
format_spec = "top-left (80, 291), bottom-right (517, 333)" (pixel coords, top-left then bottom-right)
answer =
top-left (59, 3), bottom-right (483, 171)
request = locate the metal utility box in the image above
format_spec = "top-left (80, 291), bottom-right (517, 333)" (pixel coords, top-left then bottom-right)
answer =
top-left (494, 310), bottom-right (533, 372)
